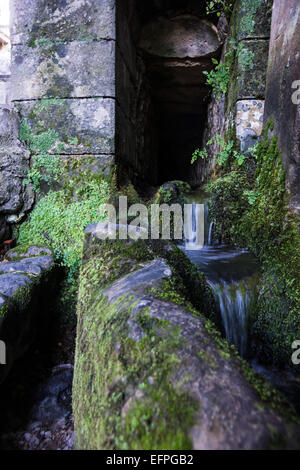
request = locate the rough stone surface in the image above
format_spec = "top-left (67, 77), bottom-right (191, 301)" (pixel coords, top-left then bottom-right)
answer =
top-left (0, 143), bottom-right (33, 214)
top-left (73, 224), bottom-right (300, 450)
top-left (0, 256), bottom-right (53, 276)
top-left (6, 246), bottom-right (52, 260)
top-left (236, 40), bottom-right (270, 100)
top-left (10, 0), bottom-right (116, 45)
top-left (0, 106), bottom-right (34, 219)
top-left (236, 100), bottom-right (265, 152)
top-left (11, 41), bottom-right (115, 101)
top-left (264, 0), bottom-right (300, 214)
top-left (18, 98), bottom-right (115, 155)
top-left (139, 16), bottom-right (221, 58)
top-left (0, 273), bottom-right (32, 299)
top-left (10, 0), bottom-right (117, 197)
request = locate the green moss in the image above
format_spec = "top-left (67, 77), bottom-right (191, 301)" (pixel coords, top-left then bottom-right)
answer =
top-left (20, 118), bottom-right (59, 155)
top-left (207, 171), bottom-right (253, 244)
top-left (0, 302), bottom-right (9, 318)
top-left (73, 282), bottom-right (198, 450)
top-left (153, 181), bottom-right (191, 206)
top-left (5, 244), bottom-right (51, 261)
top-left (207, 121), bottom-right (300, 365)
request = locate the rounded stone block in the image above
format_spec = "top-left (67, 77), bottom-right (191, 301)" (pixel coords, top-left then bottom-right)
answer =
top-left (139, 16), bottom-right (220, 59)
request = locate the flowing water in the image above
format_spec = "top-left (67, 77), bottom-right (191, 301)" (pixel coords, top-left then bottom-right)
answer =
top-left (183, 245), bottom-right (259, 357)
top-left (182, 192), bottom-right (260, 358)
top-left (181, 191), bottom-right (300, 412)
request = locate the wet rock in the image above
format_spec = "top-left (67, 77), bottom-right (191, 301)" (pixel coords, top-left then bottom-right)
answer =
top-left (0, 273), bottom-right (32, 298)
top-left (6, 246), bottom-right (52, 260)
top-left (11, 41), bottom-right (115, 101)
top-left (30, 368), bottom-right (73, 425)
top-left (10, 0), bottom-right (115, 45)
top-left (0, 256), bottom-right (53, 276)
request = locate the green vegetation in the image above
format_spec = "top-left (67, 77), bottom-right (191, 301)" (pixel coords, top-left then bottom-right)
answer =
top-left (206, 122), bottom-right (300, 364)
top-left (73, 238), bottom-right (202, 449)
top-left (24, 154), bottom-right (63, 192)
top-left (206, 0), bottom-right (235, 18)
top-left (74, 292), bottom-right (198, 450)
top-left (192, 134), bottom-right (248, 167)
top-left (203, 58), bottom-right (231, 101)
top-left (17, 165), bottom-right (113, 322)
top-left (204, 0), bottom-right (263, 99)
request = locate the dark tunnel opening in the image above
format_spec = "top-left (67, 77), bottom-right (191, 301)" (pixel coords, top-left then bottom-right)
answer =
top-left (150, 86), bottom-right (209, 186)
top-left (116, 0), bottom-right (223, 188)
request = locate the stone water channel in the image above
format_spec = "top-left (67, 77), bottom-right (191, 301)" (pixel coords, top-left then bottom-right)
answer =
top-left (182, 191), bottom-right (300, 414)
top-left (0, 250), bottom-right (75, 450)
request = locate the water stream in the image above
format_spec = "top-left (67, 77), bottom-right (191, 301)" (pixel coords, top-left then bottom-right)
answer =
top-left (182, 192), bottom-right (259, 358)
top-left (181, 191), bottom-right (300, 412)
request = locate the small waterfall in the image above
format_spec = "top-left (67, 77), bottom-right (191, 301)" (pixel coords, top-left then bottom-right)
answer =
top-left (208, 222), bottom-right (214, 246)
top-left (184, 202), bottom-right (204, 250)
top-left (207, 279), bottom-right (256, 357)
top-left (183, 193), bottom-right (259, 358)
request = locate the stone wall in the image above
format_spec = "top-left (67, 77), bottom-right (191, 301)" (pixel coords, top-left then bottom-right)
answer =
top-left (10, 0), bottom-right (116, 187)
top-left (0, 105), bottom-right (34, 241)
top-left (264, 0), bottom-right (300, 214)
top-left (203, 0), bottom-right (273, 179)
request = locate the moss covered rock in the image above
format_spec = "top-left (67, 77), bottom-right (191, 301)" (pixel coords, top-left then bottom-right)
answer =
top-left (73, 223), bottom-right (300, 450)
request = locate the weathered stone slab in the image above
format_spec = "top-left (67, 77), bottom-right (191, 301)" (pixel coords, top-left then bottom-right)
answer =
top-left (18, 98), bottom-right (115, 155)
top-left (11, 40), bottom-right (115, 101)
top-left (0, 106), bottom-right (20, 147)
top-left (236, 40), bottom-right (270, 99)
top-left (116, 0), bottom-right (137, 78)
top-left (236, 100), bottom-right (265, 152)
top-left (10, 0), bottom-right (116, 45)
top-left (0, 248), bottom-right (55, 384)
top-left (0, 256), bottom-right (53, 276)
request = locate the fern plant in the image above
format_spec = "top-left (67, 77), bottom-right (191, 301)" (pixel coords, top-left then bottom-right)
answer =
top-left (191, 135), bottom-right (246, 167)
